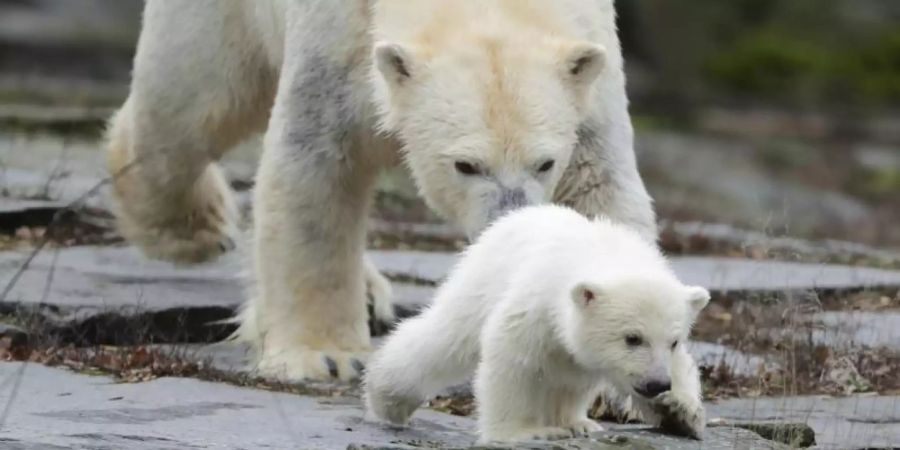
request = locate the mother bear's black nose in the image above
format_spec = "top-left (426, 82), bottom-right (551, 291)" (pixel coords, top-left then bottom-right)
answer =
top-left (635, 380), bottom-right (672, 398)
top-left (498, 187), bottom-right (528, 211)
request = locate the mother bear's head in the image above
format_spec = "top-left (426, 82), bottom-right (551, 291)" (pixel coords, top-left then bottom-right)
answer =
top-left (371, 32), bottom-right (606, 237)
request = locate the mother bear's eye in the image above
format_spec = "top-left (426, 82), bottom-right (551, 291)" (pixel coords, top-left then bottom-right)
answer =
top-left (624, 334), bottom-right (644, 347)
top-left (536, 159), bottom-right (555, 173)
top-left (454, 161), bottom-right (483, 176)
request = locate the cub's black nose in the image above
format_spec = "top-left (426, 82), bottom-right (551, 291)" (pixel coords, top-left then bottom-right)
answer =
top-left (635, 380), bottom-right (671, 398)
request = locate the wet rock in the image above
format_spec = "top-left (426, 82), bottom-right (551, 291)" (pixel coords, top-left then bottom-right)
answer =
top-left (0, 130), bottom-right (258, 213)
top-left (809, 310), bottom-right (900, 348)
top-left (707, 394), bottom-right (900, 449)
top-left (686, 342), bottom-right (774, 376)
top-left (370, 250), bottom-right (900, 291)
top-left (0, 363), bottom-right (790, 450)
top-left (0, 245), bottom-right (433, 345)
top-left (0, 245), bottom-right (245, 344)
top-left (4, 243), bottom-right (900, 347)
top-left (348, 426), bottom-right (789, 449)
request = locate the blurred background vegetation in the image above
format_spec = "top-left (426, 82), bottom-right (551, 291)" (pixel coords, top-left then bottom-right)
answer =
top-left (620, 0), bottom-right (900, 120)
top-left (0, 0), bottom-right (898, 248)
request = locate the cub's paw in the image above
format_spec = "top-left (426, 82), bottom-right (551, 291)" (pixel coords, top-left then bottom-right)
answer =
top-left (363, 390), bottom-right (422, 426)
top-left (568, 418), bottom-right (604, 437)
top-left (256, 348), bottom-right (369, 382)
top-left (365, 258), bottom-right (395, 336)
top-left (653, 391), bottom-right (706, 440)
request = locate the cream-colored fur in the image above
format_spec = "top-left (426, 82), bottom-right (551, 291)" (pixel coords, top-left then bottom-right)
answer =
top-left (363, 205), bottom-right (708, 443)
top-left (105, 0), bottom-right (656, 382)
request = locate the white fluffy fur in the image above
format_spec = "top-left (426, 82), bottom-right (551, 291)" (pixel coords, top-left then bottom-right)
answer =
top-left (105, 0), bottom-right (656, 382)
top-left (364, 205), bottom-right (708, 443)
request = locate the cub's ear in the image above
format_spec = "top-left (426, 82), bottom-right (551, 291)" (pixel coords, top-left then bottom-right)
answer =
top-left (685, 286), bottom-right (710, 316)
top-left (571, 282), bottom-right (606, 307)
top-left (562, 42), bottom-right (606, 88)
top-left (374, 41), bottom-right (418, 89)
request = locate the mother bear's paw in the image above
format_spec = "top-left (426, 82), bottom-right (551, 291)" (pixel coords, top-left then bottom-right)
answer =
top-left (256, 347), bottom-right (370, 383)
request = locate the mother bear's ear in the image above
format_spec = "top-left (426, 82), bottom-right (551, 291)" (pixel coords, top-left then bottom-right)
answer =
top-left (374, 42), bottom-right (420, 89)
top-left (556, 42), bottom-right (606, 112)
top-left (561, 42), bottom-right (606, 89)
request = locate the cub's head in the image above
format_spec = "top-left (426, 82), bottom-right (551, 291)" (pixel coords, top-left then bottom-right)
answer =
top-left (371, 37), bottom-right (606, 237)
top-left (564, 277), bottom-right (710, 399)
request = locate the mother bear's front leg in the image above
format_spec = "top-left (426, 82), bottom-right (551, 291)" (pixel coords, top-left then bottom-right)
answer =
top-left (235, 23), bottom-right (383, 382)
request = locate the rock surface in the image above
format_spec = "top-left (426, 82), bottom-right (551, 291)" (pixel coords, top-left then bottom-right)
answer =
top-left (0, 363), bottom-right (788, 450)
top-left (3, 243), bottom-right (900, 345)
top-left (6, 242), bottom-right (900, 314)
top-left (371, 250), bottom-right (900, 290)
top-left (707, 394), bottom-right (900, 449)
top-left (151, 341), bottom-right (900, 449)
top-left (2, 131), bottom-right (899, 450)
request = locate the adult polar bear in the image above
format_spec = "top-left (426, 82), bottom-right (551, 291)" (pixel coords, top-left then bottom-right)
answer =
top-left (106, 0), bottom-right (656, 382)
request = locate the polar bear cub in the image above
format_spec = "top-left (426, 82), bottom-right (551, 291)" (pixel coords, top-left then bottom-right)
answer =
top-left (363, 204), bottom-right (710, 443)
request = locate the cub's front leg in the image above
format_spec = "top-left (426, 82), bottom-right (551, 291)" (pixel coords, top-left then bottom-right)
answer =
top-left (631, 345), bottom-right (706, 439)
top-left (657, 345), bottom-right (706, 439)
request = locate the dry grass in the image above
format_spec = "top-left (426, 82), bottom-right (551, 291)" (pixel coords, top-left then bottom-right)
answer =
top-left (0, 342), bottom-right (360, 398)
top-left (693, 288), bottom-right (900, 398)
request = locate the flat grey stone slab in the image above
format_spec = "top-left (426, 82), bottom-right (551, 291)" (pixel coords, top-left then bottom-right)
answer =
top-left (708, 394), bottom-right (900, 449)
top-left (673, 256), bottom-right (900, 291)
top-left (9, 245), bottom-right (900, 313)
top-left (0, 245), bottom-right (433, 344)
top-left (43, 342), bottom-right (900, 448)
top-left (369, 250), bottom-right (900, 291)
top-left (0, 362), bottom-right (474, 449)
top-left (0, 246), bottom-right (430, 312)
top-left (0, 246), bottom-right (246, 311)
top-left (369, 250), bottom-right (454, 283)
top-left (0, 363), bottom-right (787, 449)
top-left (0, 130), bottom-right (259, 213)
top-left (2, 168), bottom-right (112, 211)
top-left (810, 311), bottom-right (900, 348)
top-left (3, 244), bottom-right (899, 348)
top-left (8, 246), bottom-right (900, 312)
top-left (685, 342), bottom-right (773, 376)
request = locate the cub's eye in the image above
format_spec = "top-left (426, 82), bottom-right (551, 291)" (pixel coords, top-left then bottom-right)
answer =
top-left (625, 334), bottom-right (643, 347)
top-left (671, 340), bottom-right (679, 350)
top-left (536, 160), bottom-right (555, 173)
top-left (454, 161), bottom-right (482, 176)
